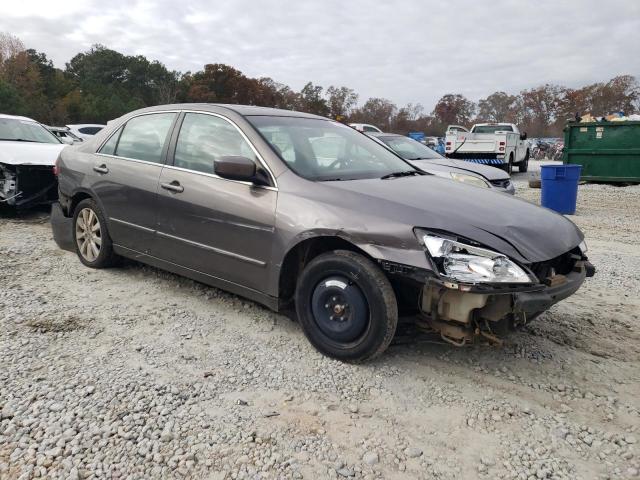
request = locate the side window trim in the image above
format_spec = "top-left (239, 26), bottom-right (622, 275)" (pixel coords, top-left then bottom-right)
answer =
top-left (165, 112), bottom-right (186, 167)
top-left (166, 110), bottom-right (277, 189)
top-left (98, 125), bottom-right (124, 155)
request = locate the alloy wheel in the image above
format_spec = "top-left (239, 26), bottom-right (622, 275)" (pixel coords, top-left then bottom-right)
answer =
top-left (75, 207), bottom-right (102, 262)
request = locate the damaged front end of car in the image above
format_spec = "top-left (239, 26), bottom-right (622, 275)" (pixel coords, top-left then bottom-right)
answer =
top-left (0, 163), bottom-right (58, 210)
top-left (383, 230), bottom-right (595, 346)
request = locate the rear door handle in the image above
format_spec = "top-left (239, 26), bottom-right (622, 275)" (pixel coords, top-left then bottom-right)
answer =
top-left (93, 164), bottom-right (109, 174)
top-left (160, 181), bottom-right (184, 193)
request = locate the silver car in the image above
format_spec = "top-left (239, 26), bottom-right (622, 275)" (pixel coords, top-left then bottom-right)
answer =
top-left (368, 132), bottom-right (515, 194)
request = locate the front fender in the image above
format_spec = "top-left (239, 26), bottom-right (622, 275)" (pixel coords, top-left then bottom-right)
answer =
top-left (287, 228), bottom-right (432, 270)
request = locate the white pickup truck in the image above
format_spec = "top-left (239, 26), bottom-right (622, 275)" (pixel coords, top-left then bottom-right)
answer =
top-left (444, 123), bottom-right (530, 173)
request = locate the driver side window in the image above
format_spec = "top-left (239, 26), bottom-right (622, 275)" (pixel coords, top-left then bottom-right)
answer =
top-left (174, 113), bottom-right (258, 174)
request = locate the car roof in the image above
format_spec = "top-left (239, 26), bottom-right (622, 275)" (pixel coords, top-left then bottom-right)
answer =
top-left (124, 103), bottom-right (327, 120)
top-left (0, 113), bottom-right (37, 122)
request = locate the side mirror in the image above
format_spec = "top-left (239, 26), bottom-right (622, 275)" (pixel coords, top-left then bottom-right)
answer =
top-left (520, 132), bottom-right (528, 140)
top-left (214, 156), bottom-right (257, 182)
top-left (60, 136), bottom-right (74, 145)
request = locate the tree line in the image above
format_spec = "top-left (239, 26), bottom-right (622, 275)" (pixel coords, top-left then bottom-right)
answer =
top-left (1, 32), bottom-right (638, 137)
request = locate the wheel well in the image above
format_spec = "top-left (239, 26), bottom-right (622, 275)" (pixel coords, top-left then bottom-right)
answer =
top-left (69, 192), bottom-right (92, 215)
top-left (278, 237), bottom-right (372, 306)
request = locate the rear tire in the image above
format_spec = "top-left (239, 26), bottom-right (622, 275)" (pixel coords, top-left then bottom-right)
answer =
top-left (72, 198), bottom-right (117, 268)
top-left (503, 154), bottom-right (513, 175)
top-left (294, 250), bottom-right (398, 362)
top-left (518, 151), bottom-right (530, 173)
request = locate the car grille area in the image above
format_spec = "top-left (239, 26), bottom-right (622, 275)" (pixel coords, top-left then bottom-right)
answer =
top-left (529, 248), bottom-right (581, 283)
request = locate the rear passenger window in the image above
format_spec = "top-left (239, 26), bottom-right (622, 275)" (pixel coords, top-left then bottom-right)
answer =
top-left (115, 113), bottom-right (176, 163)
top-left (99, 128), bottom-right (121, 155)
top-left (174, 113), bottom-right (258, 174)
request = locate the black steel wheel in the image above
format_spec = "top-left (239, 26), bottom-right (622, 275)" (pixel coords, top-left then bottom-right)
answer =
top-left (295, 250), bottom-right (398, 362)
top-left (311, 275), bottom-right (369, 343)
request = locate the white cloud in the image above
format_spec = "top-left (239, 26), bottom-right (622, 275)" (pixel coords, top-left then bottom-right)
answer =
top-left (1, 0), bottom-right (638, 109)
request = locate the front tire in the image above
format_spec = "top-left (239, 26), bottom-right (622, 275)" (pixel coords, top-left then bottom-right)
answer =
top-left (295, 250), bottom-right (398, 362)
top-left (73, 198), bottom-right (117, 268)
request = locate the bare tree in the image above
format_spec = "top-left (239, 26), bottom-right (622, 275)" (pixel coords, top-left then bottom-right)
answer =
top-left (0, 32), bottom-right (25, 67)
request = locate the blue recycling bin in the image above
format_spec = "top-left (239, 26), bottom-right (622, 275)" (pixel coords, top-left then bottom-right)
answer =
top-left (540, 164), bottom-right (582, 214)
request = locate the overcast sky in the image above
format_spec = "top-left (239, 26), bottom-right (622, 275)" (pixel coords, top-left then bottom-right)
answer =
top-left (1, 0), bottom-right (639, 109)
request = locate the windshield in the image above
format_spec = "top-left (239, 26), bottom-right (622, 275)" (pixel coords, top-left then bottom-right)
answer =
top-left (0, 118), bottom-right (61, 144)
top-left (377, 136), bottom-right (443, 160)
top-left (472, 125), bottom-right (514, 134)
top-left (249, 116), bottom-right (416, 181)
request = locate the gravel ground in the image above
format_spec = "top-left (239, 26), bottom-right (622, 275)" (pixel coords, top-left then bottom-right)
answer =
top-left (1, 163), bottom-right (639, 480)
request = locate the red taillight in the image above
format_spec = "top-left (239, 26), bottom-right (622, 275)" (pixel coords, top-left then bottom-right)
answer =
top-left (446, 142), bottom-right (451, 146)
top-left (499, 141), bottom-right (505, 146)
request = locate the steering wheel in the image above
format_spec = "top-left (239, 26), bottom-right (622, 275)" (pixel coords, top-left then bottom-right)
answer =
top-left (327, 156), bottom-right (351, 169)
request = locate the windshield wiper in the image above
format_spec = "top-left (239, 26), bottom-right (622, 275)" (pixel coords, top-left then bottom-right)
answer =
top-left (0, 138), bottom-right (38, 142)
top-left (380, 170), bottom-right (422, 180)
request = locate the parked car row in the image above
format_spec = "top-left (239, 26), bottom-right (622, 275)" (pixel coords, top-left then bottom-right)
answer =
top-left (48, 104), bottom-right (594, 361)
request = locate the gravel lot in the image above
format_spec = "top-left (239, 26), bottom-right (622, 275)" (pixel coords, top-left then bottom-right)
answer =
top-left (1, 162), bottom-right (639, 480)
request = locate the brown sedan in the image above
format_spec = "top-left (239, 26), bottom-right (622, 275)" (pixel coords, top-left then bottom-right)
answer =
top-left (52, 104), bottom-right (593, 361)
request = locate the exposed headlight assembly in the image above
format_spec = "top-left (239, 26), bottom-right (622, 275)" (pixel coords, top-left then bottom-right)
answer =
top-left (578, 240), bottom-right (588, 254)
top-left (449, 172), bottom-right (491, 189)
top-left (416, 231), bottom-right (532, 284)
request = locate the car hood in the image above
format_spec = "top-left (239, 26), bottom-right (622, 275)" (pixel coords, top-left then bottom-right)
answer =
top-left (325, 174), bottom-right (582, 264)
top-left (408, 158), bottom-right (509, 181)
top-left (0, 141), bottom-right (66, 166)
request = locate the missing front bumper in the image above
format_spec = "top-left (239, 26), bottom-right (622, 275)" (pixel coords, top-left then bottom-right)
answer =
top-left (417, 261), bottom-right (593, 345)
top-left (0, 163), bottom-right (57, 209)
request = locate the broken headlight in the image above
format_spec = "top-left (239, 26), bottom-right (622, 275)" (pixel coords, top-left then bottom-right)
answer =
top-left (415, 232), bottom-right (532, 284)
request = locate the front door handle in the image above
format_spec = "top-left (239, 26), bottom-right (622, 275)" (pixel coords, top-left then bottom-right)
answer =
top-left (93, 164), bottom-right (109, 174)
top-left (160, 181), bottom-right (184, 193)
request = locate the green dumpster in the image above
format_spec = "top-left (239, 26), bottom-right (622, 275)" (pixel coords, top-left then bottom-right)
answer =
top-left (563, 121), bottom-right (640, 182)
